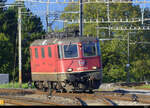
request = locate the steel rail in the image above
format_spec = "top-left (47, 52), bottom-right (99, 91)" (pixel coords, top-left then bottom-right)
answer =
top-left (102, 95), bottom-right (150, 105)
top-left (1, 88), bottom-right (150, 105)
top-left (0, 89), bottom-right (82, 106)
top-left (94, 96), bottom-right (115, 106)
top-left (95, 91), bottom-right (150, 105)
top-left (0, 95), bottom-right (65, 106)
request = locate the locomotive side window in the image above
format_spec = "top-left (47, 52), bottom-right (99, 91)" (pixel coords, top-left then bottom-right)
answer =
top-left (82, 42), bottom-right (97, 57)
top-left (35, 48), bottom-right (38, 58)
top-left (63, 44), bottom-right (78, 58)
top-left (41, 48), bottom-right (45, 58)
top-left (48, 47), bottom-right (52, 57)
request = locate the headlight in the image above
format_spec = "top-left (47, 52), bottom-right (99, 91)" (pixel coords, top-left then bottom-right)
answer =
top-left (92, 66), bottom-right (97, 70)
top-left (67, 68), bottom-right (73, 72)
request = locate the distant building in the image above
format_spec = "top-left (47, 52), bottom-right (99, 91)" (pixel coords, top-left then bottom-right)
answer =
top-left (0, 74), bottom-right (9, 84)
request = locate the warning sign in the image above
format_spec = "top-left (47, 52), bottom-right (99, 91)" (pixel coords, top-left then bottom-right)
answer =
top-left (0, 100), bottom-right (4, 105)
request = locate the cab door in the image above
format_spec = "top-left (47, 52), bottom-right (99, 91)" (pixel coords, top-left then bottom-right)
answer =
top-left (39, 46), bottom-right (48, 72)
top-left (53, 45), bottom-right (58, 73)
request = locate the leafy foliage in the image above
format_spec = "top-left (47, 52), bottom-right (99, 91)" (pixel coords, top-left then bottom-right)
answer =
top-left (0, 2), bottom-right (45, 82)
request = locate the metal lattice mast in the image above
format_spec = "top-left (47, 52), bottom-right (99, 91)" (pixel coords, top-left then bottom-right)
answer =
top-left (107, 0), bottom-right (111, 37)
top-left (141, 0), bottom-right (146, 25)
top-left (79, 0), bottom-right (83, 36)
top-left (46, 0), bottom-right (50, 33)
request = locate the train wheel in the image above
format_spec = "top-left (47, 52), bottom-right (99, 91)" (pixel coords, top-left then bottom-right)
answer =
top-left (78, 83), bottom-right (86, 90)
top-left (64, 84), bottom-right (74, 93)
top-left (34, 81), bottom-right (40, 90)
top-left (57, 82), bottom-right (66, 93)
top-left (42, 87), bottom-right (47, 92)
top-left (89, 89), bottom-right (94, 93)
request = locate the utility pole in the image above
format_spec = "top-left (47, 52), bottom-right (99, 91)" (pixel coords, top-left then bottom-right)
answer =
top-left (46, 0), bottom-right (50, 33)
top-left (18, 3), bottom-right (22, 88)
top-left (141, 1), bottom-right (145, 25)
top-left (126, 32), bottom-right (135, 84)
top-left (126, 32), bottom-right (130, 84)
top-left (97, 10), bottom-right (99, 38)
top-left (107, 0), bottom-right (110, 22)
top-left (79, 0), bottom-right (83, 36)
top-left (106, 0), bottom-right (110, 37)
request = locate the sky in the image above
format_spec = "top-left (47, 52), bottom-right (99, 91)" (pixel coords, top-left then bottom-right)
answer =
top-left (6, 0), bottom-right (68, 30)
top-left (6, 0), bottom-right (150, 31)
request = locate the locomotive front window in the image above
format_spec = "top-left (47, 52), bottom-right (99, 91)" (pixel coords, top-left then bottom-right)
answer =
top-left (63, 44), bottom-right (78, 58)
top-left (82, 42), bottom-right (97, 57)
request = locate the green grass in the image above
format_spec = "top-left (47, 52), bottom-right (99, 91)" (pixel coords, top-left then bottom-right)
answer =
top-left (120, 84), bottom-right (150, 90)
top-left (133, 84), bottom-right (150, 89)
top-left (0, 82), bottom-right (35, 89)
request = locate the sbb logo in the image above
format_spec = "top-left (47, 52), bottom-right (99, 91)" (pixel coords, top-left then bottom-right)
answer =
top-left (78, 60), bottom-right (86, 67)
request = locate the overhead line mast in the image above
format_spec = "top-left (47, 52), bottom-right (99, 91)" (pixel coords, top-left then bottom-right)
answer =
top-left (79, 0), bottom-right (83, 36)
top-left (17, 0), bottom-right (22, 88)
top-left (46, 0), bottom-right (50, 33)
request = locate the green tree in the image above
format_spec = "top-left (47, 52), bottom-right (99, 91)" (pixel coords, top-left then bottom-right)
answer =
top-left (0, 0), bottom-right (17, 79)
top-left (0, 2), bottom-right (45, 82)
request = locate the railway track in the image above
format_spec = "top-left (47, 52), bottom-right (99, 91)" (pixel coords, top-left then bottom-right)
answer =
top-left (0, 96), bottom-right (58, 106)
top-left (0, 95), bottom-right (81, 106)
top-left (95, 91), bottom-right (150, 105)
top-left (0, 88), bottom-right (115, 106)
top-left (0, 88), bottom-right (81, 106)
top-left (50, 92), bottom-right (117, 105)
top-left (0, 88), bottom-right (150, 105)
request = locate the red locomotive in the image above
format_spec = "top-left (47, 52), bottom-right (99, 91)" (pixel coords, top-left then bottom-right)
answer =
top-left (30, 33), bottom-right (102, 92)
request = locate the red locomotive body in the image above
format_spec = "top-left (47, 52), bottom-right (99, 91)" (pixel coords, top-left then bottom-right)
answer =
top-left (30, 36), bottom-right (102, 92)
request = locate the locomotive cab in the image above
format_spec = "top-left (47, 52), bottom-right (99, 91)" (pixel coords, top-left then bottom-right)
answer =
top-left (30, 36), bottom-right (102, 92)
